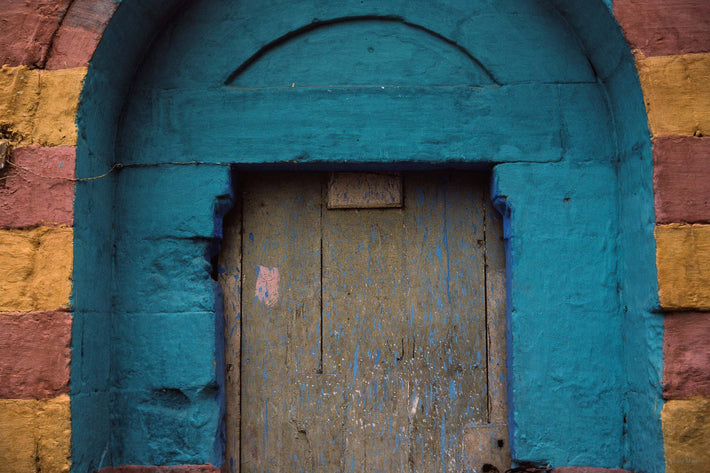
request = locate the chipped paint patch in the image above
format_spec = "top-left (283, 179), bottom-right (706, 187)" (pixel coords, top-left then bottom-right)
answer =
top-left (255, 265), bottom-right (279, 307)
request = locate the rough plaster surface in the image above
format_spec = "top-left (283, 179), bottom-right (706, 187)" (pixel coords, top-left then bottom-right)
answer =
top-left (0, 145), bottom-right (75, 228)
top-left (653, 137), bottom-right (710, 223)
top-left (663, 312), bottom-right (710, 398)
top-left (0, 65), bottom-right (85, 146)
top-left (46, 0), bottom-right (119, 70)
top-left (0, 310), bottom-right (71, 399)
top-left (0, 395), bottom-right (71, 473)
top-left (0, 226), bottom-right (72, 312)
top-left (637, 53), bottom-right (710, 137)
top-left (662, 398), bottom-right (710, 473)
top-left (0, 0), bottom-right (71, 67)
top-left (614, 0), bottom-right (710, 56)
top-left (655, 224), bottom-right (710, 310)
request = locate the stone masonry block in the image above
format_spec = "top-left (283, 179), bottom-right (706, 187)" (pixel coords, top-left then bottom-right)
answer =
top-left (0, 145), bottom-right (75, 228)
top-left (637, 53), bottom-right (710, 137)
top-left (0, 66), bottom-right (85, 146)
top-left (111, 389), bottom-right (221, 466)
top-left (113, 237), bottom-right (215, 314)
top-left (46, 0), bottom-right (120, 69)
top-left (0, 226), bottom-right (72, 312)
top-left (33, 67), bottom-right (85, 146)
top-left (0, 66), bottom-right (40, 143)
top-left (0, 0), bottom-right (71, 67)
top-left (653, 136), bottom-right (710, 223)
top-left (656, 224), bottom-right (710, 310)
top-left (663, 312), bottom-right (710, 398)
top-left (117, 165), bottom-right (231, 240)
top-left (614, 0), bottom-right (710, 57)
top-left (112, 312), bottom-right (218, 390)
top-left (662, 398), bottom-right (710, 473)
top-left (0, 395), bottom-right (71, 473)
top-left (0, 310), bottom-right (71, 399)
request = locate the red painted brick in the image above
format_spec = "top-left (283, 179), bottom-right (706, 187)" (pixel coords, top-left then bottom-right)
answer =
top-left (614, 0), bottom-right (710, 57)
top-left (0, 0), bottom-right (71, 67)
top-left (0, 145), bottom-right (75, 228)
top-left (45, 0), bottom-right (119, 70)
top-left (98, 466), bottom-right (220, 473)
top-left (0, 310), bottom-right (71, 399)
top-left (663, 312), bottom-right (710, 399)
top-left (653, 137), bottom-right (710, 224)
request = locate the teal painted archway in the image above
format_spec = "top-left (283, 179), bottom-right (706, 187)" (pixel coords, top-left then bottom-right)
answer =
top-left (73, 1), bottom-right (664, 471)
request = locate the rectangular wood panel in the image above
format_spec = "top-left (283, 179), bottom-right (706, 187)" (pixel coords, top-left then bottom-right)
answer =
top-left (404, 173), bottom-right (488, 471)
top-left (239, 174), bottom-right (323, 472)
top-left (223, 172), bottom-right (502, 472)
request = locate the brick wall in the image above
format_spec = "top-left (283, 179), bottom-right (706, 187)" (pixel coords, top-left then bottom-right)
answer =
top-left (0, 1), bottom-right (107, 470)
top-left (614, 1), bottom-right (710, 471)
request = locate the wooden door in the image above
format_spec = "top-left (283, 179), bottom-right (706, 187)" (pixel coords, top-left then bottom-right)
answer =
top-left (219, 172), bottom-right (507, 473)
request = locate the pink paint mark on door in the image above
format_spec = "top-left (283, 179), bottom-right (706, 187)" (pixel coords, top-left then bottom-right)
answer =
top-left (255, 266), bottom-right (279, 307)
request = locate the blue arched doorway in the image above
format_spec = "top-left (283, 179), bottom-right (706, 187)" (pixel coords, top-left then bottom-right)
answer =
top-left (72, 1), bottom-right (664, 471)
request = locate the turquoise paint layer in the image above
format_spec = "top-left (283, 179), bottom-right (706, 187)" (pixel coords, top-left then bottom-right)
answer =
top-left (73, 0), bottom-right (663, 470)
top-left (493, 161), bottom-right (624, 465)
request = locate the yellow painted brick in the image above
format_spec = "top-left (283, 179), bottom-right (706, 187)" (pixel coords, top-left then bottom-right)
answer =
top-left (34, 68), bottom-right (86, 146)
top-left (0, 66), bottom-right (85, 146)
top-left (637, 53), bottom-right (710, 137)
top-left (0, 227), bottom-right (73, 312)
top-left (0, 395), bottom-right (71, 473)
top-left (0, 66), bottom-right (40, 142)
top-left (662, 398), bottom-right (710, 473)
top-left (656, 224), bottom-right (710, 310)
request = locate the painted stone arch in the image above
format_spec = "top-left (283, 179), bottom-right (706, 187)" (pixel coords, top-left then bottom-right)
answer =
top-left (73, 0), bottom-right (663, 471)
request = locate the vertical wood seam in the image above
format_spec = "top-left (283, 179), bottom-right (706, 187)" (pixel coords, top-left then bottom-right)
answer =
top-left (237, 180), bottom-right (244, 472)
top-left (483, 185), bottom-right (491, 424)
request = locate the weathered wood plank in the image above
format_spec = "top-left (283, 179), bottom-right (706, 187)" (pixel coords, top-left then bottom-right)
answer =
top-left (404, 173), bottom-right (488, 472)
top-left (322, 194), bottom-right (410, 471)
top-left (239, 173), bottom-right (322, 472)
top-left (219, 202), bottom-right (243, 470)
top-left (463, 187), bottom-right (511, 473)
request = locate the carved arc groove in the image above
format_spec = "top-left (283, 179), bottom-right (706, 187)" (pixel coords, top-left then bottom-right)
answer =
top-left (224, 15), bottom-right (501, 86)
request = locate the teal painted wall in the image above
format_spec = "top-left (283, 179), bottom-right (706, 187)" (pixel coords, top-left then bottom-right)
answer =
top-left (73, 0), bottom-right (663, 471)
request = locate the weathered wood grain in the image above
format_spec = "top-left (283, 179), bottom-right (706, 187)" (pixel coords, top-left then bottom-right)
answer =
top-left (405, 173), bottom-right (488, 471)
top-left (239, 174), bottom-right (322, 472)
top-left (224, 172), bottom-right (502, 471)
top-left (637, 53), bottom-right (710, 137)
top-left (323, 186), bottom-right (409, 471)
top-left (219, 202), bottom-right (243, 469)
top-left (655, 224), bottom-right (710, 310)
